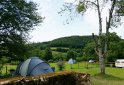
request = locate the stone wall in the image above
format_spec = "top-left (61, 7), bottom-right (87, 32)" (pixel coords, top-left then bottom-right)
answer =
top-left (0, 71), bottom-right (91, 85)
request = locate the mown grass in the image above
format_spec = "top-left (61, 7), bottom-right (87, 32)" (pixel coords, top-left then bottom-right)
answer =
top-left (1, 62), bottom-right (124, 85)
top-left (1, 64), bottom-right (16, 75)
top-left (92, 74), bottom-right (124, 85)
top-left (50, 62), bottom-right (124, 85)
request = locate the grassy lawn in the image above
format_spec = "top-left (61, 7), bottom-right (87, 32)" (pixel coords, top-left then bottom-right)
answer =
top-left (1, 62), bottom-right (124, 85)
top-left (50, 62), bottom-right (124, 85)
top-left (1, 64), bottom-right (16, 75)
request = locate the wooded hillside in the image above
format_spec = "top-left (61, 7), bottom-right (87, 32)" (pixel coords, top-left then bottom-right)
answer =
top-left (32, 35), bottom-right (94, 49)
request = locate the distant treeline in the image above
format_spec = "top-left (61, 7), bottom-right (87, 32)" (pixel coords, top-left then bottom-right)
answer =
top-left (31, 35), bottom-right (94, 49)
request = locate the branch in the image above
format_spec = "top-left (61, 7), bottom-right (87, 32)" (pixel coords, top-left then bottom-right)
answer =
top-left (107, 0), bottom-right (116, 29)
top-left (92, 33), bottom-right (98, 46)
top-left (92, 33), bottom-right (99, 55)
top-left (96, 0), bottom-right (102, 36)
top-left (94, 48), bottom-right (99, 55)
top-left (85, 0), bottom-right (98, 7)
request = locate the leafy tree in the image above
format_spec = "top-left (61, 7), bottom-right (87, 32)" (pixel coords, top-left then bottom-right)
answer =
top-left (0, 0), bottom-right (43, 60)
top-left (53, 53), bottom-right (66, 61)
top-left (61, 0), bottom-right (124, 74)
top-left (108, 32), bottom-right (121, 43)
top-left (28, 48), bottom-right (43, 59)
top-left (76, 57), bottom-right (84, 62)
top-left (84, 42), bottom-right (98, 61)
top-left (83, 32), bottom-right (123, 62)
top-left (43, 47), bottom-right (53, 61)
top-left (7, 42), bottom-right (30, 61)
top-left (107, 40), bottom-right (124, 62)
top-left (67, 49), bottom-right (77, 60)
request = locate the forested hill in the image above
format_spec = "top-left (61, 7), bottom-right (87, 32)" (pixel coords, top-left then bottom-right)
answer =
top-left (33, 35), bottom-right (94, 49)
top-left (49, 36), bottom-right (94, 48)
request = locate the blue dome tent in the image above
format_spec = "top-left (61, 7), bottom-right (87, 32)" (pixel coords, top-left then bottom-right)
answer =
top-left (14, 57), bottom-right (53, 77)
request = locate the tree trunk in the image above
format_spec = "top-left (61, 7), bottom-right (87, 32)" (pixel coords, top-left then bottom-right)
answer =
top-left (96, 0), bottom-right (105, 74)
top-left (98, 49), bottom-right (105, 74)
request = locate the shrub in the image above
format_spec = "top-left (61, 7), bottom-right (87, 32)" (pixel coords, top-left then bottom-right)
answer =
top-left (57, 61), bottom-right (65, 71)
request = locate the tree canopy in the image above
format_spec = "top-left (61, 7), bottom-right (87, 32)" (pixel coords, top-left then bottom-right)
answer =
top-left (0, 0), bottom-right (43, 60)
top-left (43, 47), bottom-right (53, 61)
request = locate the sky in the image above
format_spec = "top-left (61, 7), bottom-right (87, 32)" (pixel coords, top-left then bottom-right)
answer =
top-left (29, 0), bottom-right (124, 42)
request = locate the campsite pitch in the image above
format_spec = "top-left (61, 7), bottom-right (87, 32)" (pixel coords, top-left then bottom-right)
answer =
top-left (1, 62), bottom-right (124, 85)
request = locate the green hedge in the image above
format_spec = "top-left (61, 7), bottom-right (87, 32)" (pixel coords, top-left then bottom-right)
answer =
top-left (0, 71), bottom-right (91, 85)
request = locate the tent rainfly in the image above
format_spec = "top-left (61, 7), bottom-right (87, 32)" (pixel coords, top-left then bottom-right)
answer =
top-left (14, 57), bottom-right (53, 77)
top-left (68, 58), bottom-right (76, 64)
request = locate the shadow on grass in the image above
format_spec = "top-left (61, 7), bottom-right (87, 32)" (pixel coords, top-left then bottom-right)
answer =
top-left (93, 73), bottom-right (124, 81)
top-left (70, 66), bottom-right (98, 69)
top-left (0, 74), bottom-right (11, 79)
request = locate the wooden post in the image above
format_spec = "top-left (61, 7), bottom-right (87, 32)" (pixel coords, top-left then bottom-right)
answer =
top-left (6, 66), bottom-right (7, 75)
top-left (78, 62), bottom-right (79, 69)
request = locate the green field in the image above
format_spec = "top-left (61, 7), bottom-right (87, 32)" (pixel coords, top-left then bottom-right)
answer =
top-left (51, 62), bottom-right (124, 85)
top-left (1, 62), bottom-right (124, 85)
